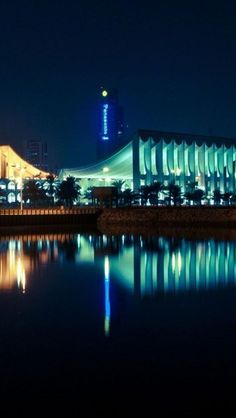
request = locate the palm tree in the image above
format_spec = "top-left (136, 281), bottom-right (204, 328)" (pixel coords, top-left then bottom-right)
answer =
top-left (184, 181), bottom-right (198, 205)
top-left (45, 174), bottom-right (56, 206)
top-left (111, 180), bottom-right (126, 206)
top-left (122, 188), bottom-right (134, 206)
top-left (149, 181), bottom-right (164, 205)
top-left (139, 185), bottom-right (152, 205)
top-left (231, 194), bottom-right (236, 205)
top-left (192, 189), bottom-right (205, 205)
top-left (222, 191), bottom-right (233, 206)
top-left (111, 180), bottom-right (126, 192)
top-left (22, 180), bottom-right (47, 207)
top-left (165, 182), bottom-right (182, 206)
top-left (84, 187), bottom-right (93, 205)
top-left (213, 189), bottom-right (222, 206)
top-left (56, 176), bottom-right (81, 207)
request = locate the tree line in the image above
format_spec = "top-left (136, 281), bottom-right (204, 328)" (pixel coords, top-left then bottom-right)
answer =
top-left (0, 176), bottom-right (236, 207)
top-left (83, 179), bottom-right (236, 207)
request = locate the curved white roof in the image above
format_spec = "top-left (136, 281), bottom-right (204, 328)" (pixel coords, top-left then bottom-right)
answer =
top-left (59, 141), bottom-right (134, 180)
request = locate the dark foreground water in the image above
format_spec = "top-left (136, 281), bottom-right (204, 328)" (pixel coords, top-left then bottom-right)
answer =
top-left (0, 231), bottom-right (236, 417)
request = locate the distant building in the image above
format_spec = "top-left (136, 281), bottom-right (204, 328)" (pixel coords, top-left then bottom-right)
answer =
top-left (97, 87), bottom-right (125, 161)
top-left (24, 140), bottom-right (48, 172)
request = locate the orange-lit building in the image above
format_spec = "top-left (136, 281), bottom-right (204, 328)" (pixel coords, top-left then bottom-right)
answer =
top-left (0, 145), bottom-right (49, 204)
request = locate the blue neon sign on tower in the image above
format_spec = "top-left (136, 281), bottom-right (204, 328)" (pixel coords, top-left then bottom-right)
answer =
top-left (102, 103), bottom-right (109, 140)
top-left (97, 87), bottom-right (124, 160)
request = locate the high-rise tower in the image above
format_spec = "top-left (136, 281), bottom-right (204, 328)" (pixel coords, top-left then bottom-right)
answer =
top-left (97, 87), bottom-right (125, 160)
top-left (23, 139), bottom-right (48, 172)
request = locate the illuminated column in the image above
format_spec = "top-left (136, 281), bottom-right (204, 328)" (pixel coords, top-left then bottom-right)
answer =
top-left (156, 139), bottom-right (164, 183)
top-left (198, 144), bottom-right (206, 190)
top-left (208, 144), bottom-right (216, 193)
top-left (144, 138), bottom-right (152, 185)
top-left (217, 145), bottom-right (225, 191)
top-left (162, 140), bottom-right (169, 179)
top-left (132, 134), bottom-right (140, 191)
top-left (177, 142), bottom-right (185, 190)
top-left (226, 146), bottom-right (234, 191)
top-left (204, 145), bottom-right (211, 196)
top-left (183, 142), bottom-right (189, 182)
top-left (151, 139), bottom-right (158, 180)
top-left (167, 141), bottom-right (174, 181)
top-left (188, 143), bottom-right (195, 182)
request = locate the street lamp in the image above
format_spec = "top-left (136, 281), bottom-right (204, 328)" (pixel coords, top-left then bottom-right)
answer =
top-left (171, 168), bottom-right (181, 182)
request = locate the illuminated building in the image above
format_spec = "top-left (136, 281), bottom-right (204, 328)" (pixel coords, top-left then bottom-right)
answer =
top-left (97, 87), bottom-right (125, 160)
top-left (0, 145), bottom-right (49, 204)
top-left (60, 129), bottom-right (236, 198)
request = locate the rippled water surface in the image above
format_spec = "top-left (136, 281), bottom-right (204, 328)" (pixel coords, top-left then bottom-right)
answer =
top-left (0, 232), bottom-right (236, 416)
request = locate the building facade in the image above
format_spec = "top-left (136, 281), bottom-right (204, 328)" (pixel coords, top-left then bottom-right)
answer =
top-left (132, 130), bottom-right (236, 194)
top-left (60, 129), bottom-right (236, 199)
top-left (0, 145), bottom-right (49, 204)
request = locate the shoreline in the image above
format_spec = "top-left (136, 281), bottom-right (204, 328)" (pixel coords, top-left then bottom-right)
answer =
top-left (97, 224), bottom-right (236, 240)
top-left (0, 206), bottom-right (236, 239)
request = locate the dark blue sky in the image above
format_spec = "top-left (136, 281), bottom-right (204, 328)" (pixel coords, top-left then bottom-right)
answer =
top-left (0, 0), bottom-right (235, 168)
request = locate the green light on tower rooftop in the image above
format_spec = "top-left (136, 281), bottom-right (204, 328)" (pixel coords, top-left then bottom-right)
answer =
top-left (102, 90), bottom-right (108, 97)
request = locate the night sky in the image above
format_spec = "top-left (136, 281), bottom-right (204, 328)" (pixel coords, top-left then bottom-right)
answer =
top-left (0, 0), bottom-right (235, 169)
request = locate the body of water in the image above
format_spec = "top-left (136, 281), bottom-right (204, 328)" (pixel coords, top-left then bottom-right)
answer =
top-left (0, 232), bottom-right (236, 417)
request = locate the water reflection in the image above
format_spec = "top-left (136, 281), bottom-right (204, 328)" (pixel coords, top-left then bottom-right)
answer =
top-left (0, 239), bottom-right (30, 292)
top-left (104, 256), bottom-right (110, 337)
top-left (0, 233), bottom-right (236, 298)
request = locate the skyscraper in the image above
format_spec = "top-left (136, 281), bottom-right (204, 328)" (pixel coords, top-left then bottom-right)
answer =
top-left (24, 139), bottom-right (48, 172)
top-left (97, 87), bottom-right (125, 160)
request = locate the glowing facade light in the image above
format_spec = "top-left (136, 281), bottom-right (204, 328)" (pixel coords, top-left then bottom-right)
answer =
top-left (102, 90), bottom-right (108, 97)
